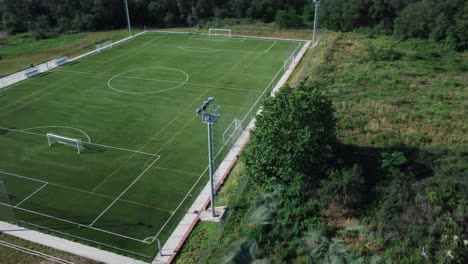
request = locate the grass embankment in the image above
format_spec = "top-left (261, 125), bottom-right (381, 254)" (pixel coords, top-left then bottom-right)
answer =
top-left (0, 233), bottom-right (98, 264)
top-left (175, 32), bottom-right (467, 263)
top-left (0, 29), bottom-right (140, 77)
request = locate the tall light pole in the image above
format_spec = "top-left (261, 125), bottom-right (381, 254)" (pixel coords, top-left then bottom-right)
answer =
top-left (123, 0), bottom-right (132, 36)
top-left (196, 97), bottom-right (220, 217)
top-left (312, 0), bottom-right (321, 45)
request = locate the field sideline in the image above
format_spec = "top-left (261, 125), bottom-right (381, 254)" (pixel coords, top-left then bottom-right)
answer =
top-left (0, 31), bottom-right (303, 259)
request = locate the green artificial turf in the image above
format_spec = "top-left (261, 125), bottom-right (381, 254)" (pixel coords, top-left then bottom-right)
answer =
top-left (0, 32), bottom-right (302, 259)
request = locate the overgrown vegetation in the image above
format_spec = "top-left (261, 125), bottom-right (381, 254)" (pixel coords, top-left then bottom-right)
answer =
top-left (0, 29), bottom-right (133, 76)
top-left (1, 1), bottom-right (466, 50)
top-left (176, 32), bottom-right (467, 263)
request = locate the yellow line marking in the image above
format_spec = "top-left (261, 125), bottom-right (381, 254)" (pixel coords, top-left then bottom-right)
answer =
top-left (153, 166), bottom-right (199, 177)
top-left (215, 43), bottom-right (262, 83)
top-left (144, 114), bottom-right (198, 166)
top-left (0, 85), bottom-right (51, 112)
top-left (0, 85), bottom-right (61, 118)
top-left (47, 181), bottom-right (173, 213)
top-left (92, 90), bottom-right (209, 192)
top-left (240, 52), bottom-right (262, 74)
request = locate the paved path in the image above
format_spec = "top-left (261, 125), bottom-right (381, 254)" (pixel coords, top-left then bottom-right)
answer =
top-left (0, 221), bottom-right (147, 264)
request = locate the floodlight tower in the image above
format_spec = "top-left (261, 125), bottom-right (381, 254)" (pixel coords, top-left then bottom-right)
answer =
top-left (312, 0), bottom-right (321, 45)
top-left (123, 0), bottom-right (132, 36)
top-left (196, 97), bottom-right (220, 217)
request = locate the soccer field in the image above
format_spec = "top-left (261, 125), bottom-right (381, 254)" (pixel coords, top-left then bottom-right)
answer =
top-left (0, 32), bottom-right (304, 259)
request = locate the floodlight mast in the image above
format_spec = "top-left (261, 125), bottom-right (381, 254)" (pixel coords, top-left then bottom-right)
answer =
top-left (196, 97), bottom-right (220, 217)
top-left (312, 0), bottom-right (321, 45)
top-left (123, 0), bottom-right (132, 36)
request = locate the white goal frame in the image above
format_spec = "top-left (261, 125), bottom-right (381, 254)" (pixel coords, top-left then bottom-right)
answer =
top-left (209, 28), bottom-right (231, 38)
top-left (96, 40), bottom-right (113, 52)
top-left (47, 133), bottom-right (85, 154)
top-left (222, 119), bottom-right (243, 147)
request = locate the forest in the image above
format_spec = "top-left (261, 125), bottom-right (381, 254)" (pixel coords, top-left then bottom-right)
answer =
top-left (0, 0), bottom-right (466, 50)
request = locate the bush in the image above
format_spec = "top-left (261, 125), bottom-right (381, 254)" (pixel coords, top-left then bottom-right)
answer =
top-left (320, 164), bottom-right (365, 208)
top-left (380, 151), bottom-right (407, 172)
top-left (244, 82), bottom-right (336, 196)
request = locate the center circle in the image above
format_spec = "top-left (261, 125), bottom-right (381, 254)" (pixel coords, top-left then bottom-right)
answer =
top-left (107, 67), bottom-right (189, 94)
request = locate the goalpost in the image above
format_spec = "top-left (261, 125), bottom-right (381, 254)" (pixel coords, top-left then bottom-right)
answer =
top-left (96, 40), bottom-right (113, 52)
top-left (47, 133), bottom-right (85, 154)
top-left (209, 28), bottom-right (231, 38)
top-left (222, 119), bottom-right (243, 148)
top-left (0, 181), bottom-right (16, 222)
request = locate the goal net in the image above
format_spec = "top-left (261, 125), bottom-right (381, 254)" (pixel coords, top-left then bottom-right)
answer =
top-left (222, 119), bottom-right (243, 148)
top-left (0, 181), bottom-right (16, 222)
top-left (284, 53), bottom-right (295, 70)
top-left (96, 40), bottom-right (113, 52)
top-left (47, 133), bottom-right (85, 154)
top-left (209, 28), bottom-right (231, 38)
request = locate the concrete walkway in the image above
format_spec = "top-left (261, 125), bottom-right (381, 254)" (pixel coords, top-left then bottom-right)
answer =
top-left (0, 221), bottom-right (147, 264)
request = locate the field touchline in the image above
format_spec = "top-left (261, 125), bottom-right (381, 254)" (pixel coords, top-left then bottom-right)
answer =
top-left (88, 157), bottom-right (160, 227)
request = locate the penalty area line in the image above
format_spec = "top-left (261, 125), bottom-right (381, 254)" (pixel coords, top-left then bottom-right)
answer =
top-left (88, 156), bottom-right (162, 227)
top-left (263, 41), bottom-right (278, 54)
top-left (15, 182), bottom-right (48, 207)
top-left (0, 126), bottom-right (157, 157)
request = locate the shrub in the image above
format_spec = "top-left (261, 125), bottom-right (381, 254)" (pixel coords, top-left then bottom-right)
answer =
top-left (320, 164), bottom-right (365, 208)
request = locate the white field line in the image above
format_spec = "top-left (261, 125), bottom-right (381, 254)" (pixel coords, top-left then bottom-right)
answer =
top-left (239, 65), bottom-right (284, 125)
top-left (22, 126), bottom-right (91, 143)
top-left (0, 168), bottom-right (166, 244)
top-left (239, 42), bottom-right (303, 126)
top-left (15, 182), bottom-right (48, 207)
top-left (86, 142), bottom-right (160, 157)
top-left (147, 44), bottom-right (262, 54)
top-left (0, 126), bottom-right (158, 157)
top-left (152, 164), bottom-right (209, 240)
top-left (189, 37), bottom-right (246, 43)
top-left (0, 170), bottom-right (48, 184)
top-left (263, 41), bottom-right (278, 54)
top-left (0, 201), bottom-right (150, 244)
top-left (188, 35), bottom-right (196, 39)
top-left (14, 220), bottom-right (154, 260)
top-left (149, 45), bottom-right (295, 242)
top-left (0, 240), bottom-right (75, 264)
top-left (55, 69), bottom-right (262, 94)
top-left (148, 29), bottom-right (307, 42)
top-left (143, 33), bottom-right (168, 46)
top-left (88, 156), bottom-right (161, 227)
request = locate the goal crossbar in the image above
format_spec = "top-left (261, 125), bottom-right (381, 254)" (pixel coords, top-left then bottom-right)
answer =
top-left (47, 133), bottom-right (85, 154)
top-left (96, 40), bottom-right (113, 52)
top-left (222, 118), bottom-right (243, 147)
top-left (209, 28), bottom-right (231, 37)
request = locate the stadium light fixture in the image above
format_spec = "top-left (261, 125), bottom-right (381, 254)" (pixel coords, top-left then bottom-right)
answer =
top-left (312, 0), bottom-right (321, 45)
top-left (196, 97), bottom-right (221, 217)
top-left (123, 0), bottom-right (132, 36)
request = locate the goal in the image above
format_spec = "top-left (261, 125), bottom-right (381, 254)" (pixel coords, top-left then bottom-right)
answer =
top-left (209, 28), bottom-right (231, 38)
top-left (96, 40), bottom-right (113, 52)
top-left (47, 133), bottom-right (85, 154)
top-left (0, 181), bottom-right (16, 222)
top-left (222, 119), bottom-right (243, 148)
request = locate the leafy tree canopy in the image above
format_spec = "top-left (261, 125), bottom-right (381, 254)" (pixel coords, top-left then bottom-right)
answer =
top-left (243, 82), bottom-right (337, 196)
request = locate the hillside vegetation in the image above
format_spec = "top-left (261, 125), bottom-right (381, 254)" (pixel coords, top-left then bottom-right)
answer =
top-left (1, 1), bottom-right (466, 50)
top-left (175, 32), bottom-right (467, 263)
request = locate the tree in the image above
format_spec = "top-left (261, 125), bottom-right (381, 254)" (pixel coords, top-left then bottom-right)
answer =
top-left (275, 8), bottom-right (303, 28)
top-left (243, 82), bottom-right (337, 196)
